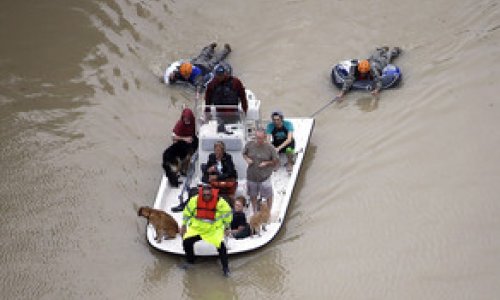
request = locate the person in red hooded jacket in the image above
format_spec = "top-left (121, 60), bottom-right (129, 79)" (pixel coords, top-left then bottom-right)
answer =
top-left (162, 108), bottom-right (198, 187)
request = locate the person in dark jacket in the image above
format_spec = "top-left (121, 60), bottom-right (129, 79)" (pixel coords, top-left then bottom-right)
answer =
top-left (202, 141), bottom-right (238, 204)
top-left (205, 65), bottom-right (247, 114)
top-left (202, 141), bottom-right (237, 183)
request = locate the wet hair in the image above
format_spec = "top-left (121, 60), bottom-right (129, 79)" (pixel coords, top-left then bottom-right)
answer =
top-left (271, 110), bottom-right (284, 120)
top-left (214, 140), bottom-right (226, 152)
top-left (234, 196), bottom-right (246, 206)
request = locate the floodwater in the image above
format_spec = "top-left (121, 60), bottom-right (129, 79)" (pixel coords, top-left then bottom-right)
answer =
top-left (1, 0), bottom-right (500, 299)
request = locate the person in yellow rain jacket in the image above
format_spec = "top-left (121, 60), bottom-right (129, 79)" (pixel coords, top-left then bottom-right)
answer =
top-left (180, 184), bottom-right (233, 276)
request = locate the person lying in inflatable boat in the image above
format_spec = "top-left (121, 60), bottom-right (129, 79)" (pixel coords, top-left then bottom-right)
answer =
top-left (162, 42), bottom-right (232, 90)
top-left (336, 46), bottom-right (401, 100)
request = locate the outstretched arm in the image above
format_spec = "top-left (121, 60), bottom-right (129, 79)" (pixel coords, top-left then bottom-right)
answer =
top-left (371, 68), bottom-right (382, 97)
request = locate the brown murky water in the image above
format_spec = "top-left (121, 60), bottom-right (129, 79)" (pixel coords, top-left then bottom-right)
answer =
top-left (1, 0), bottom-right (500, 299)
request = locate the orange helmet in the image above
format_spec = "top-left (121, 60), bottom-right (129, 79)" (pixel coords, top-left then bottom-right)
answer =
top-left (357, 60), bottom-right (370, 73)
top-left (179, 62), bottom-right (193, 79)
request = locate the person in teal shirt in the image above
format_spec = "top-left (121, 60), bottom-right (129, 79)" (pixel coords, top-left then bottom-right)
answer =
top-left (266, 110), bottom-right (295, 172)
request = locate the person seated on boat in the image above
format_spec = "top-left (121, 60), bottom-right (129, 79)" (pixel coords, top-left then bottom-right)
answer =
top-left (266, 110), bottom-right (295, 173)
top-left (201, 141), bottom-right (238, 203)
top-left (337, 46), bottom-right (402, 100)
top-left (180, 183), bottom-right (233, 277)
top-left (243, 128), bottom-right (279, 213)
top-left (204, 65), bottom-right (248, 123)
top-left (162, 108), bottom-right (198, 188)
top-left (164, 42), bottom-right (232, 89)
top-left (226, 196), bottom-right (251, 239)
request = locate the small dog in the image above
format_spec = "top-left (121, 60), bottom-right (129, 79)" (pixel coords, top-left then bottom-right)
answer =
top-left (138, 206), bottom-right (179, 242)
top-left (249, 201), bottom-right (271, 237)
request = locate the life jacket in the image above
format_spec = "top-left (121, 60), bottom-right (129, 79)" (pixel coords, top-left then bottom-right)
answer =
top-left (355, 69), bottom-right (374, 81)
top-left (195, 187), bottom-right (219, 220)
top-left (211, 78), bottom-right (239, 106)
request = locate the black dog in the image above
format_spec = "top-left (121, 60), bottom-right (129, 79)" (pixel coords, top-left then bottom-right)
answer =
top-left (162, 139), bottom-right (197, 187)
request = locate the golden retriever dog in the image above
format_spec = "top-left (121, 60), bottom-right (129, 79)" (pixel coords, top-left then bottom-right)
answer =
top-left (138, 206), bottom-right (179, 242)
top-left (249, 201), bottom-right (270, 237)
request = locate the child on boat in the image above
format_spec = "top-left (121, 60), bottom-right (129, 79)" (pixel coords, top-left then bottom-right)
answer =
top-left (226, 196), bottom-right (251, 239)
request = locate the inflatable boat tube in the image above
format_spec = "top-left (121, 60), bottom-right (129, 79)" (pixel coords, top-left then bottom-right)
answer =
top-left (163, 60), bottom-right (232, 89)
top-left (331, 59), bottom-right (402, 91)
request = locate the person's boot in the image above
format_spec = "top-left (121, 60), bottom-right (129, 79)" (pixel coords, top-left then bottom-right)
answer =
top-left (393, 46), bottom-right (402, 56)
top-left (224, 43), bottom-right (232, 53)
top-left (209, 42), bottom-right (217, 49)
top-left (171, 201), bottom-right (186, 212)
top-left (179, 261), bottom-right (193, 270)
top-left (222, 266), bottom-right (230, 277)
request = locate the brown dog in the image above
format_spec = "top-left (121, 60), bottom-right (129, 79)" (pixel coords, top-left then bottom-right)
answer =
top-left (249, 201), bottom-right (270, 237)
top-left (138, 206), bottom-right (179, 242)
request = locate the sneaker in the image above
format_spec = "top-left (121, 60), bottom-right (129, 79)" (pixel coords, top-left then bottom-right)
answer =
top-left (179, 262), bottom-right (193, 270)
top-left (224, 43), bottom-right (232, 53)
top-left (209, 42), bottom-right (217, 49)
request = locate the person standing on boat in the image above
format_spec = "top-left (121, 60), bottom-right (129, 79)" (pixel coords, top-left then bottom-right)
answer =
top-left (205, 65), bottom-right (248, 115)
top-left (162, 108), bottom-right (198, 187)
top-left (164, 42), bottom-right (232, 88)
top-left (337, 46), bottom-right (401, 100)
top-left (266, 110), bottom-right (295, 173)
top-left (243, 129), bottom-right (279, 213)
top-left (180, 184), bottom-right (233, 277)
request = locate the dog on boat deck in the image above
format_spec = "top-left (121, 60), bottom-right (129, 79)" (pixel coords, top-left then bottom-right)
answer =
top-left (249, 200), bottom-right (270, 237)
top-left (138, 206), bottom-right (179, 242)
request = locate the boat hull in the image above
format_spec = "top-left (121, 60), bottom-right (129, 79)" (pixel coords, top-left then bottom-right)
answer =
top-left (146, 117), bottom-right (314, 256)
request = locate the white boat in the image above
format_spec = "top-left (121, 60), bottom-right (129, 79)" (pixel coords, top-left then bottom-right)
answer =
top-left (146, 90), bottom-right (314, 256)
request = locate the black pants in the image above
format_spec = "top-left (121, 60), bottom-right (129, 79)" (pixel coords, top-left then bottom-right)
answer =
top-left (191, 44), bottom-right (231, 73)
top-left (183, 235), bottom-right (229, 271)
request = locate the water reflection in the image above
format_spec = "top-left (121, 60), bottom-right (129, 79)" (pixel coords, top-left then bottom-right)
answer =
top-left (355, 95), bottom-right (380, 112)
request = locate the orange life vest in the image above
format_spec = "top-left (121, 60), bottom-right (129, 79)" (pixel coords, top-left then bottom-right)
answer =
top-left (356, 70), bottom-right (374, 81)
top-left (196, 187), bottom-right (219, 220)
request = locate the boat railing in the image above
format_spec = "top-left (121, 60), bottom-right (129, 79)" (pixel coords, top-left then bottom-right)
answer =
top-left (177, 151), bottom-right (198, 205)
top-left (199, 104), bottom-right (244, 125)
